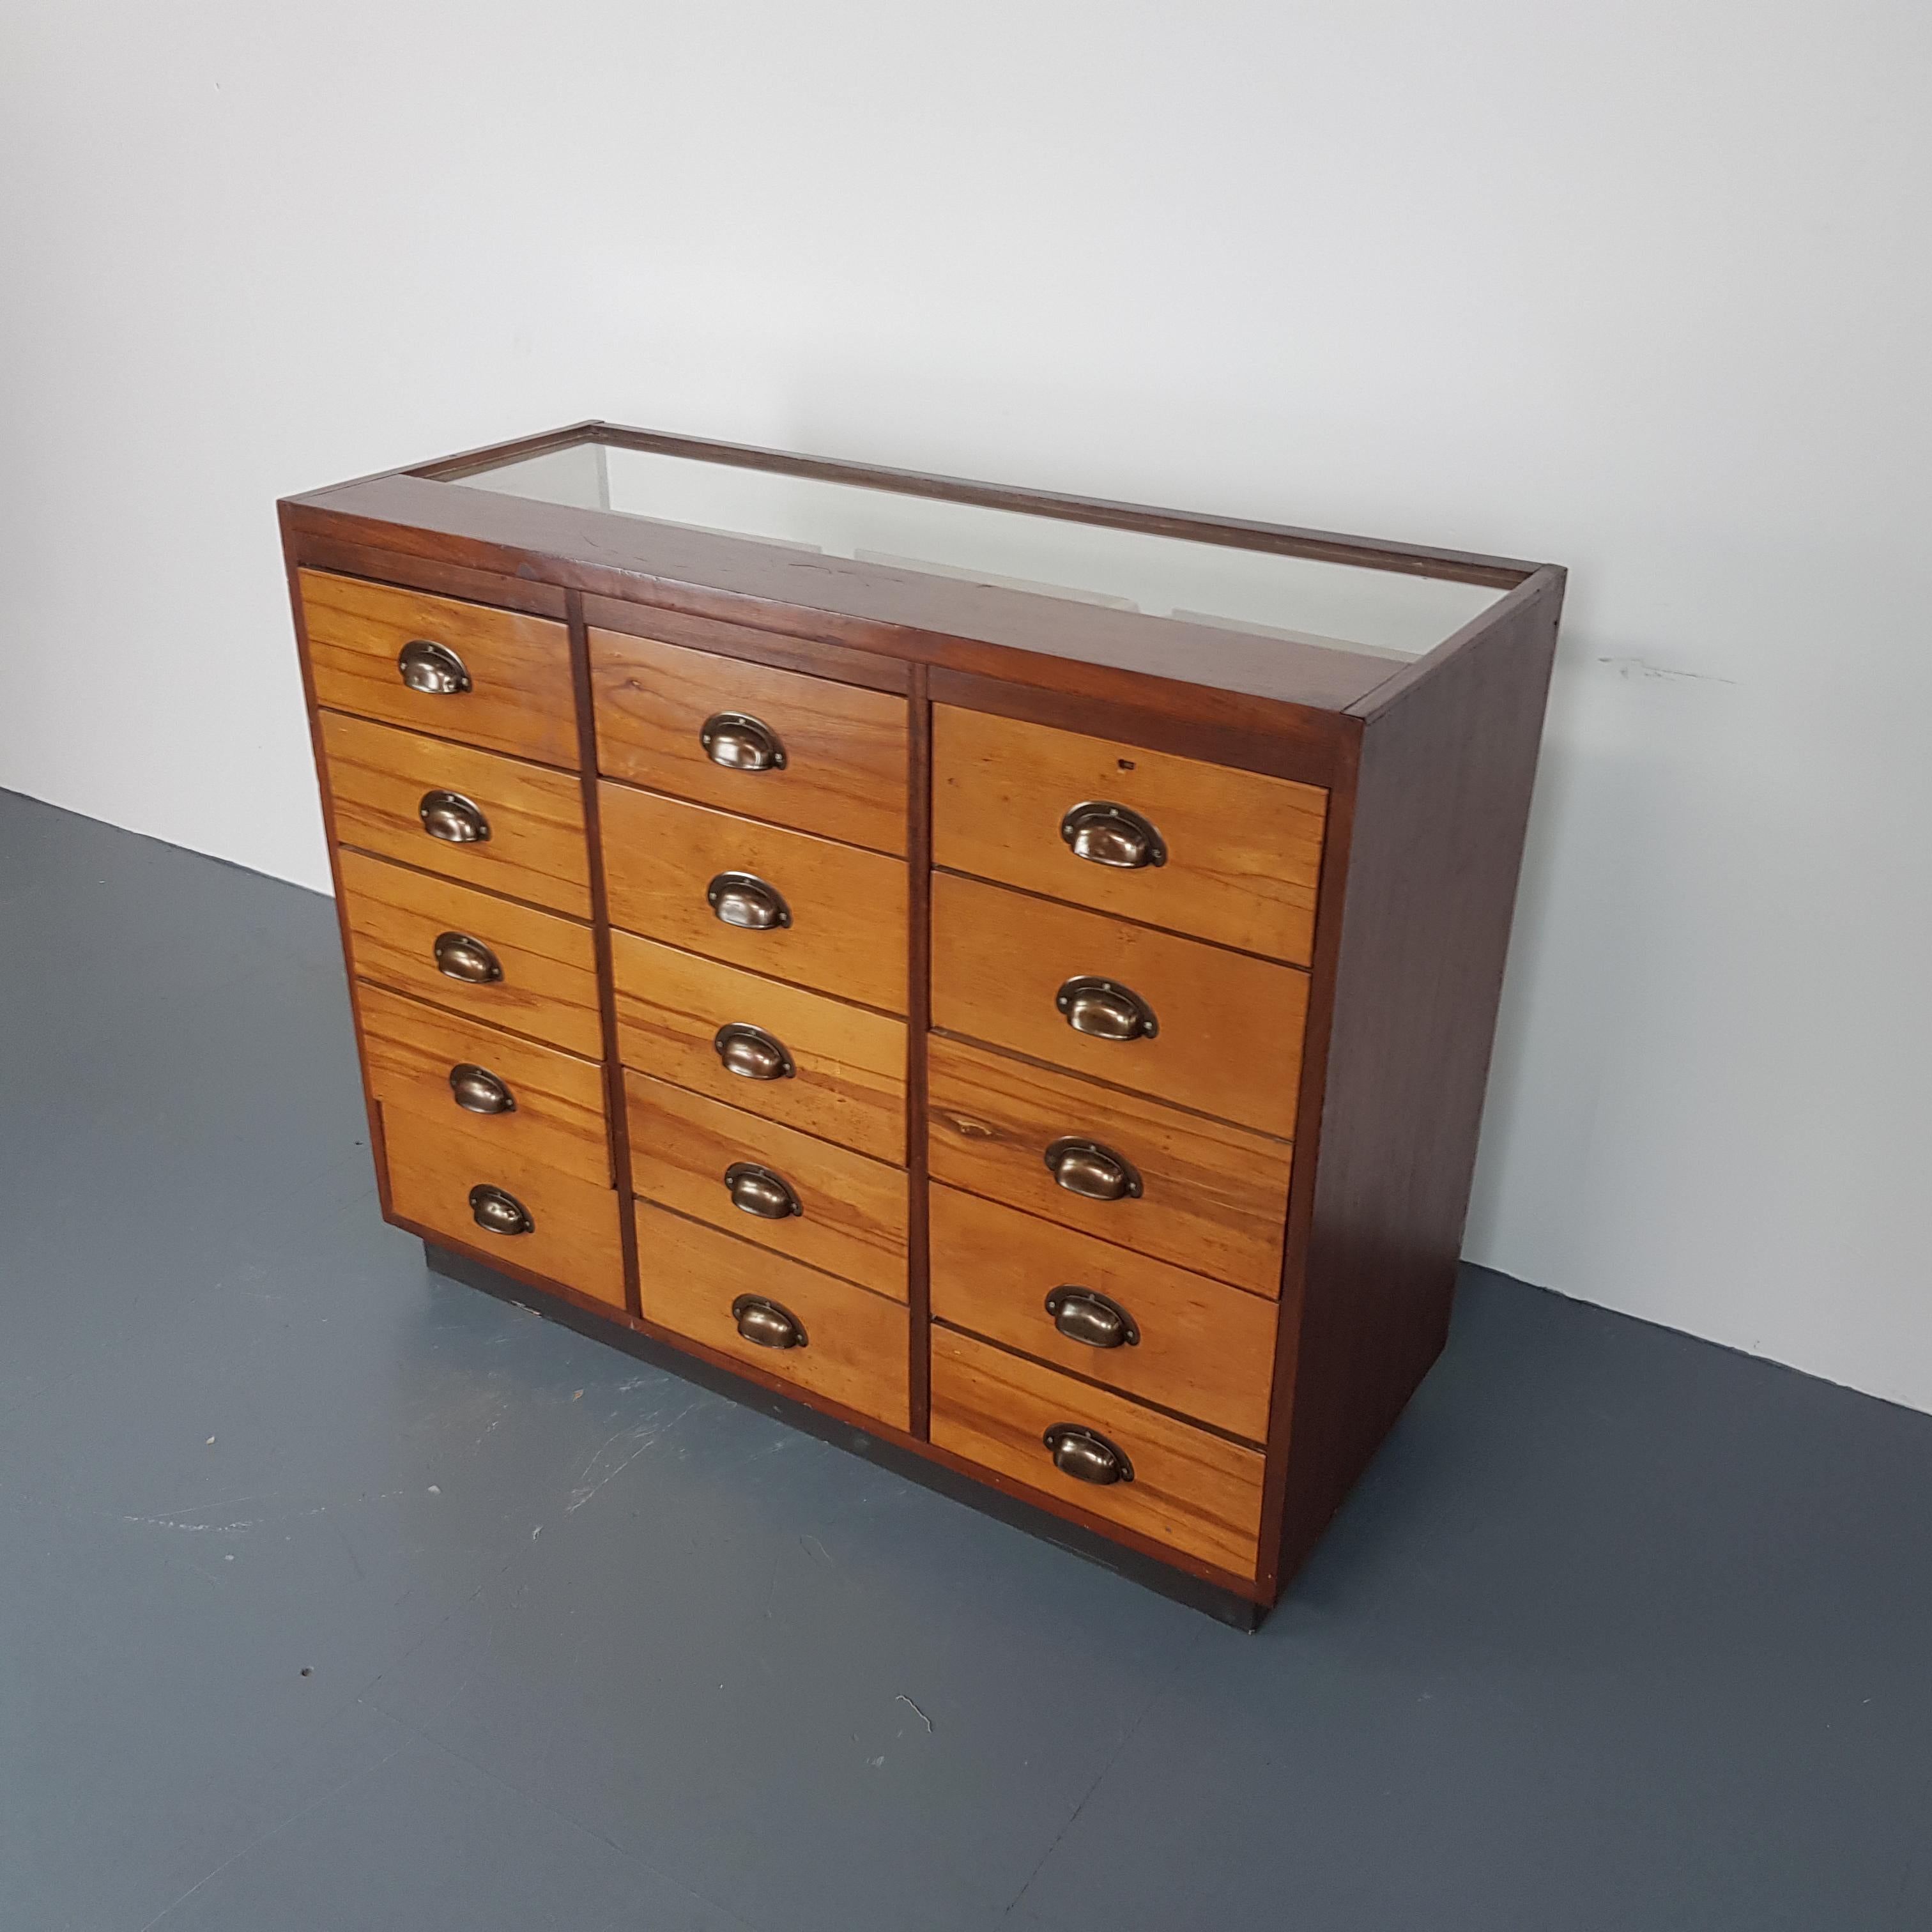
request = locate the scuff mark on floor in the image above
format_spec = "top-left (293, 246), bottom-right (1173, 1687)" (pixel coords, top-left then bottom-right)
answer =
top-left (565, 1399), bottom-right (704, 1514)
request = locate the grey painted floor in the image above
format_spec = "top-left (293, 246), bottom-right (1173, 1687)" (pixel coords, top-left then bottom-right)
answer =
top-left (2, 786), bottom-right (1929, 1932)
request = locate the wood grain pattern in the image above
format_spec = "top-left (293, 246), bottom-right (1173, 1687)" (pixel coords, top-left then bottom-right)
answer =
top-left (337, 848), bottom-right (602, 1056)
top-left (381, 1101), bottom-right (625, 1308)
top-left (928, 1185), bottom-right (1277, 1443)
top-left (625, 1072), bottom-right (907, 1300)
top-left (590, 627), bottom-right (908, 854)
top-left (925, 667), bottom-right (1343, 792)
top-left (926, 1035), bottom-right (1292, 1296)
top-left (584, 594), bottom-right (910, 694)
top-left (321, 710), bottom-right (591, 916)
top-left (599, 783), bottom-right (907, 1013)
top-left (610, 930), bottom-right (905, 1163)
top-left (638, 1202), bottom-right (910, 1428)
top-left (931, 871), bottom-right (1308, 1138)
top-left (933, 704), bottom-right (1327, 965)
top-left (298, 567), bottom-right (578, 767)
top-left (358, 981), bottom-right (610, 1187)
top-left (929, 1328), bottom-right (1264, 1576)
top-left (298, 542), bottom-right (570, 622)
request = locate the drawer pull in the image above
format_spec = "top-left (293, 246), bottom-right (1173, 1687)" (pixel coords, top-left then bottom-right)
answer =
top-left (1044, 1286), bottom-right (1140, 1349)
top-left (1060, 800), bottom-right (1167, 870)
top-left (1043, 1137), bottom-right (1143, 1202)
top-left (468, 1183), bottom-right (533, 1236)
top-left (1042, 1423), bottom-right (1133, 1486)
top-left (714, 1022), bottom-right (795, 1082)
top-left (433, 930), bottom-right (503, 983)
top-left (396, 639), bottom-right (471, 696)
top-left (707, 871), bottom-right (792, 931)
top-left (724, 1160), bottom-right (802, 1220)
top-left (448, 1063), bottom-right (515, 1115)
top-left (419, 789), bottom-right (491, 845)
top-left (1055, 976), bottom-right (1158, 1041)
top-left (731, 1293), bottom-right (808, 1350)
top-left (701, 711), bottom-right (788, 773)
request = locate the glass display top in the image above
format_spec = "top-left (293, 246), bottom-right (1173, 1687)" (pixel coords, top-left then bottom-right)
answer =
top-left (451, 438), bottom-right (1503, 663)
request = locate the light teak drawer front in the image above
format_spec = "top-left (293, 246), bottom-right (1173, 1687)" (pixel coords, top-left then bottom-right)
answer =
top-left (933, 705), bottom-right (1326, 965)
top-left (321, 710), bottom-right (592, 918)
top-left (626, 1073), bottom-right (907, 1300)
top-left (928, 1186), bottom-right (1277, 1443)
top-left (600, 784), bottom-right (908, 1013)
top-left (931, 871), bottom-right (1307, 1139)
top-left (381, 1103), bottom-right (625, 1309)
top-left (358, 981), bottom-right (611, 1188)
top-left (638, 1203), bottom-right (909, 1429)
top-left (610, 931), bottom-right (905, 1164)
top-left (337, 850), bottom-right (602, 1057)
top-left (298, 569), bottom-right (578, 769)
top-left (927, 1036), bottom-right (1292, 1296)
top-left (930, 1329), bottom-right (1264, 1577)
top-left (590, 629), bottom-right (908, 855)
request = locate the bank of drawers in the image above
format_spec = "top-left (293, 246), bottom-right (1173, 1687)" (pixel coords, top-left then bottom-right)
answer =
top-left (308, 567), bottom-right (1328, 1581)
top-left (304, 571), bottom-right (624, 1298)
top-left (926, 707), bottom-right (1325, 1577)
top-left (591, 624), bottom-right (913, 1432)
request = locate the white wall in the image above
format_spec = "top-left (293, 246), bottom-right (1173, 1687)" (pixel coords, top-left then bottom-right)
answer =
top-left (3, 4), bottom-right (1928, 1409)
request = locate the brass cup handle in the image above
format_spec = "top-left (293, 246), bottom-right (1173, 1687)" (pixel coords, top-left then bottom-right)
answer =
top-left (448, 1063), bottom-right (515, 1115)
top-left (1043, 1137), bottom-right (1143, 1202)
top-left (714, 1023), bottom-right (795, 1082)
top-left (468, 1183), bottom-right (533, 1236)
top-left (732, 1294), bottom-right (808, 1349)
top-left (397, 639), bottom-right (471, 695)
top-left (724, 1161), bottom-right (801, 1220)
top-left (1044, 1287), bottom-right (1140, 1349)
top-left (1055, 976), bottom-right (1158, 1041)
top-left (1060, 800), bottom-right (1167, 870)
top-left (707, 872), bottom-right (791, 931)
top-left (701, 712), bottom-right (787, 773)
top-left (1042, 1423), bottom-right (1133, 1486)
top-left (419, 789), bottom-right (491, 845)
top-left (433, 931), bottom-right (503, 983)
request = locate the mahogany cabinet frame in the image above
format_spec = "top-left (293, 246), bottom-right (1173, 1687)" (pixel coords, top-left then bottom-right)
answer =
top-left (281, 420), bottom-right (1565, 1624)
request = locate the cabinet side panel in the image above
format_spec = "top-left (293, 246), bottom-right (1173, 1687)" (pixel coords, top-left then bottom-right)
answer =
top-left (1276, 571), bottom-right (1565, 1583)
top-left (279, 505), bottom-right (392, 1216)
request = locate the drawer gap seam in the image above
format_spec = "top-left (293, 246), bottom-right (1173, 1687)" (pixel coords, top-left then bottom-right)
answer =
top-left (930, 864), bottom-right (1317, 972)
top-left (318, 703), bottom-right (584, 779)
top-left (337, 844), bottom-right (594, 927)
top-left (592, 774), bottom-right (909, 861)
top-left (619, 1061), bottom-right (907, 1169)
top-left (357, 976), bottom-right (605, 1067)
top-left (928, 1317), bottom-right (1270, 1451)
top-left (632, 1195), bottom-right (910, 1306)
top-left (353, 972), bottom-right (604, 1057)
top-left (927, 1027), bottom-right (1298, 1146)
top-left (924, 1179), bottom-right (1282, 1301)
top-left (606, 923), bottom-right (908, 1021)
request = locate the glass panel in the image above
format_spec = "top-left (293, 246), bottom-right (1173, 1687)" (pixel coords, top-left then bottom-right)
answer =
top-left (456, 439), bottom-right (1501, 660)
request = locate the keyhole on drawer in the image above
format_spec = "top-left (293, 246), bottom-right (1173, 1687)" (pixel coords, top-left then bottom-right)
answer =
top-left (1117, 758), bottom-right (1136, 770)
